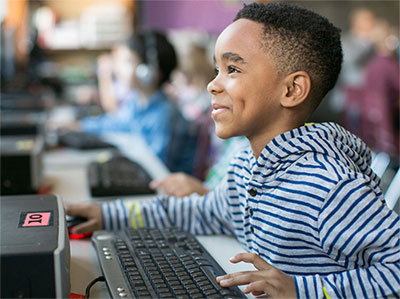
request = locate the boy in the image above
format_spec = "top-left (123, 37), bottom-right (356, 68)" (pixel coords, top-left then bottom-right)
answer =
top-left (67, 3), bottom-right (400, 298)
top-left (79, 30), bottom-right (197, 173)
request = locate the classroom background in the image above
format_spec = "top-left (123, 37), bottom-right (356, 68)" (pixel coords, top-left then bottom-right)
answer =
top-left (1, 0), bottom-right (399, 191)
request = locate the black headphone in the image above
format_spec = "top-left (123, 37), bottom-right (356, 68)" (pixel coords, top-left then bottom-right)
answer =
top-left (135, 32), bottom-right (159, 87)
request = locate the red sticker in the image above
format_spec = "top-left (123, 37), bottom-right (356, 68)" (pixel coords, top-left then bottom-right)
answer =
top-left (23, 212), bottom-right (52, 227)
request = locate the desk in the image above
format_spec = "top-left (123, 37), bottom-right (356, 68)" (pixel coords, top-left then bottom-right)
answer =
top-left (43, 134), bottom-right (255, 298)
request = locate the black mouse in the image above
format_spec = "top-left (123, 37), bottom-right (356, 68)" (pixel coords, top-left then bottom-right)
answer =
top-left (66, 215), bottom-right (92, 239)
top-left (66, 215), bottom-right (87, 228)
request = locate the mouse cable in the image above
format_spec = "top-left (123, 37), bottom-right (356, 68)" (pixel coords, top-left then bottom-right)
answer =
top-left (85, 276), bottom-right (105, 299)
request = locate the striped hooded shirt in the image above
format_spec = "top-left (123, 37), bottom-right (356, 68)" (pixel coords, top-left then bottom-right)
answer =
top-left (102, 122), bottom-right (400, 298)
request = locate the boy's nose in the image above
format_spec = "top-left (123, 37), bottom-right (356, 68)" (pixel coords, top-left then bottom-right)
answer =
top-left (207, 77), bottom-right (222, 95)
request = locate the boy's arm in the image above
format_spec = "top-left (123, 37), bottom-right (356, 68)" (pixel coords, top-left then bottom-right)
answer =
top-left (101, 180), bottom-right (235, 236)
top-left (296, 178), bottom-right (400, 298)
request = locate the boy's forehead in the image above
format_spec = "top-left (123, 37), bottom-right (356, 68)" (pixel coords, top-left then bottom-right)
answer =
top-left (215, 19), bottom-right (264, 57)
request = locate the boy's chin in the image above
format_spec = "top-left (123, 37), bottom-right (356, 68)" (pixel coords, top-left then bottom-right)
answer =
top-left (215, 127), bottom-right (236, 140)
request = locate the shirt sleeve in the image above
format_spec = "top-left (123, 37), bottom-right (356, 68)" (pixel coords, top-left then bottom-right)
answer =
top-left (80, 113), bottom-right (132, 134)
top-left (80, 100), bottom-right (135, 134)
top-left (140, 114), bottom-right (170, 164)
top-left (294, 177), bottom-right (400, 298)
top-left (101, 178), bottom-right (236, 236)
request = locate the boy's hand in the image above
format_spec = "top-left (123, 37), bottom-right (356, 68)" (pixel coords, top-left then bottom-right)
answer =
top-left (150, 172), bottom-right (209, 197)
top-left (97, 54), bottom-right (114, 77)
top-left (65, 203), bottom-right (102, 234)
top-left (217, 253), bottom-right (297, 298)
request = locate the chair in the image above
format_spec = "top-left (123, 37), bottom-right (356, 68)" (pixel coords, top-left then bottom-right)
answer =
top-left (371, 151), bottom-right (391, 178)
top-left (371, 151), bottom-right (399, 214)
top-left (166, 105), bottom-right (199, 175)
top-left (385, 168), bottom-right (400, 212)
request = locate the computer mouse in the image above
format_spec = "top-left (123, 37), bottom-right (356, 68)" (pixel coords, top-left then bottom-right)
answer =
top-left (66, 215), bottom-right (87, 228)
top-left (66, 215), bottom-right (92, 239)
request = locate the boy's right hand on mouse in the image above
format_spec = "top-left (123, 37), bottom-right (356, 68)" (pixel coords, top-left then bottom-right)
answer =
top-left (65, 203), bottom-right (102, 234)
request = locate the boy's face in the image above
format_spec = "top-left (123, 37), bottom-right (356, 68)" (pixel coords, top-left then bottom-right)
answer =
top-left (113, 46), bottom-right (137, 87)
top-left (208, 19), bottom-right (284, 141)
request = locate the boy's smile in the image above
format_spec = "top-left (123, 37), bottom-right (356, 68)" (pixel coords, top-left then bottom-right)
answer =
top-left (207, 19), bottom-right (285, 154)
top-left (211, 103), bottom-right (230, 118)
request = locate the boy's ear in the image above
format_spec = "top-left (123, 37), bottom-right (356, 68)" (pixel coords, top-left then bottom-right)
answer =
top-left (281, 71), bottom-right (311, 108)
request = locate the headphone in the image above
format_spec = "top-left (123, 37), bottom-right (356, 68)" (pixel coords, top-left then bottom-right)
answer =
top-left (135, 32), bottom-right (159, 87)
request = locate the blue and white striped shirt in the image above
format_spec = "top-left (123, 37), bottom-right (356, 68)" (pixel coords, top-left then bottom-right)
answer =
top-left (102, 122), bottom-right (400, 298)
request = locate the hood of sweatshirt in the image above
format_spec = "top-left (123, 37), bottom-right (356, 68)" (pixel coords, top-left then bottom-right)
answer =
top-left (247, 122), bottom-right (380, 187)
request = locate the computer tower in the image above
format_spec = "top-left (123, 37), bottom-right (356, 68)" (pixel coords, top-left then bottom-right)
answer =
top-left (0, 194), bottom-right (70, 298)
top-left (0, 111), bottom-right (46, 136)
top-left (0, 135), bottom-right (44, 195)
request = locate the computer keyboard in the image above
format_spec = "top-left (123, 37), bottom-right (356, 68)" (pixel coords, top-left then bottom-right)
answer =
top-left (57, 131), bottom-right (116, 150)
top-left (88, 156), bottom-right (155, 197)
top-left (92, 227), bottom-right (245, 298)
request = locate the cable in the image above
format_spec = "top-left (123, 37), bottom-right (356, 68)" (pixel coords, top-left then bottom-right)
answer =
top-left (85, 276), bottom-right (105, 299)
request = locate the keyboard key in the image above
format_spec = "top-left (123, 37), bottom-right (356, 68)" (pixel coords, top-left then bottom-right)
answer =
top-left (137, 291), bottom-right (150, 297)
top-left (133, 280), bottom-right (146, 286)
top-left (157, 287), bottom-right (170, 293)
top-left (174, 290), bottom-right (187, 296)
top-left (135, 286), bottom-right (148, 292)
top-left (205, 289), bottom-right (219, 296)
top-left (168, 281), bottom-right (181, 287)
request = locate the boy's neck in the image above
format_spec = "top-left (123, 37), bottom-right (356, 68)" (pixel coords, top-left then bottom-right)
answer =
top-left (137, 87), bottom-right (158, 105)
top-left (248, 120), bottom-right (305, 158)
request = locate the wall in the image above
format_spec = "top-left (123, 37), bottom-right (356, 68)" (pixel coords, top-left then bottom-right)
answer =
top-left (141, 0), bottom-right (243, 34)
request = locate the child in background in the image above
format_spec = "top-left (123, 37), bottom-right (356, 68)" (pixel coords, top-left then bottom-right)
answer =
top-left (150, 136), bottom-right (248, 197)
top-left (334, 8), bottom-right (376, 134)
top-left (361, 19), bottom-right (399, 158)
top-left (165, 41), bottom-right (220, 179)
top-left (95, 44), bottom-right (136, 113)
top-left (67, 3), bottom-right (400, 298)
top-left (169, 43), bottom-right (216, 121)
top-left (79, 30), bottom-right (197, 173)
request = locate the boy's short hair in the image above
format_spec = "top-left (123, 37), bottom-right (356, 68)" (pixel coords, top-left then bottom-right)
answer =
top-left (234, 2), bottom-right (343, 106)
top-left (127, 30), bottom-right (177, 87)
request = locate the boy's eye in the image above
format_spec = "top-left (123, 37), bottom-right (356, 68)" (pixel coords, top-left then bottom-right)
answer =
top-left (228, 65), bottom-right (239, 74)
top-left (214, 67), bottom-right (219, 75)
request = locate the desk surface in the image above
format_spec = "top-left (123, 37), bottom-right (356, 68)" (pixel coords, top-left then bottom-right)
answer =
top-left (43, 134), bottom-right (254, 298)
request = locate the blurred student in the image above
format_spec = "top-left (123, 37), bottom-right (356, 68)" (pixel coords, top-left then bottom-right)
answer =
top-left (168, 43), bottom-right (216, 121)
top-left (79, 30), bottom-right (196, 173)
top-left (331, 8), bottom-right (376, 133)
top-left (165, 42), bottom-right (230, 179)
top-left (150, 136), bottom-right (248, 197)
top-left (96, 44), bottom-right (136, 113)
top-left (67, 3), bottom-right (400, 297)
top-left (361, 19), bottom-right (399, 158)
